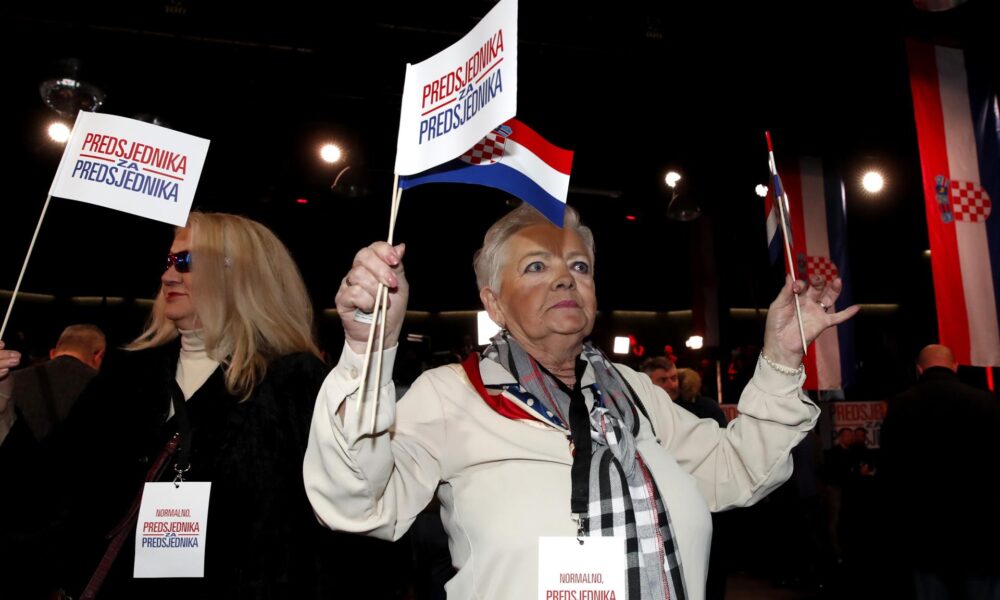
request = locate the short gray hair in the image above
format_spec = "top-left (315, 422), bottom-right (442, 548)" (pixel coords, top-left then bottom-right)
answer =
top-left (640, 356), bottom-right (675, 375)
top-left (473, 203), bottom-right (595, 291)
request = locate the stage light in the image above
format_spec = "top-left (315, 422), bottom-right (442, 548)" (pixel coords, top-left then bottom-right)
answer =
top-left (862, 171), bottom-right (884, 193)
top-left (613, 336), bottom-right (630, 354)
top-left (755, 184), bottom-right (768, 198)
top-left (48, 122), bottom-right (71, 143)
top-left (665, 171), bottom-right (681, 188)
top-left (320, 143), bottom-right (343, 164)
top-left (685, 335), bottom-right (704, 350)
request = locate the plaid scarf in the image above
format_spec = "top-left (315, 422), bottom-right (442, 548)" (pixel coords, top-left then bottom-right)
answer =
top-left (482, 332), bottom-right (687, 600)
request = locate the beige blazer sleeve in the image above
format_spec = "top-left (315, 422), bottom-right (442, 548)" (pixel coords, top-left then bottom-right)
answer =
top-left (620, 356), bottom-right (819, 512)
top-left (303, 344), bottom-right (446, 541)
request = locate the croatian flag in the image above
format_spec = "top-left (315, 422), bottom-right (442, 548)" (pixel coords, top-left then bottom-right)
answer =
top-left (780, 157), bottom-right (857, 390)
top-left (763, 187), bottom-right (783, 265)
top-left (398, 118), bottom-right (573, 227)
top-left (907, 40), bottom-right (1000, 367)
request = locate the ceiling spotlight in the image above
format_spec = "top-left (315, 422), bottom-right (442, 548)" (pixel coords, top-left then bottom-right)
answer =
top-left (665, 171), bottom-right (682, 188)
top-left (862, 171), bottom-right (884, 193)
top-left (39, 58), bottom-right (105, 118)
top-left (320, 143), bottom-right (343, 164)
top-left (755, 184), bottom-right (768, 198)
top-left (47, 122), bottom-right (71, 143)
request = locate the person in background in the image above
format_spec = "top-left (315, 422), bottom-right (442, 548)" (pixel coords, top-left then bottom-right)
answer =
top-left (881, 344), bottom-right (1000, 600)
top-left (675, 367), bottom-right (727, 428)
top-left (7, 324), bottom-right (106, 443)
top-left (641, 355), bottom-right (680, 399)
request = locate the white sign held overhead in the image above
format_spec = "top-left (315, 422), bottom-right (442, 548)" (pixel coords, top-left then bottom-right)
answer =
top-left (394, 0), bottom-right (517, 176)
top-left (50, 111), bottom-right (210, 226)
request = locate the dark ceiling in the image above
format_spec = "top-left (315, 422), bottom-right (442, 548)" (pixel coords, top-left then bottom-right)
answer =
top-left (1, 0), bottom-right (996, 323)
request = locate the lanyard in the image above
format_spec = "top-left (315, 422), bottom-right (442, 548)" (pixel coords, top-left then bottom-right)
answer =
top-left (540, 358), bottom-right (593, 533)
top-left (167, 377), bottom-right (193, 484)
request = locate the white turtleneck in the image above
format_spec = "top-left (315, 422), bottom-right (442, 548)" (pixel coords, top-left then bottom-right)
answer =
top-left (169, 329), bottom-right (221, 418)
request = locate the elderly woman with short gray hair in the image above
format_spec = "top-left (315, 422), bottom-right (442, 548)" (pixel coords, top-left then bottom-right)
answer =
top-left (304, 203), bottom-right (857, 600)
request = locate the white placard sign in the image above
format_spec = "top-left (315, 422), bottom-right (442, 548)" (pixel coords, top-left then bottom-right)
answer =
top-left (538, 536), bottom-right (627, 600)
top-left (50, 111), bottom-right (210, 226)
top-left (134, 482), bottom-right (212, 578)
top-left (394, 0), bottom-right (517, 175)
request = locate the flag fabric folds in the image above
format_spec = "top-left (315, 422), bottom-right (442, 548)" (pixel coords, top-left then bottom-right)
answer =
top-left (907, 40), bottom-right (1000, 367)
top-left (763, 191), bottom-right (783, 265)
top-left (775, 157), bottom-right (857, 391)
top-left (398, 118), bottom-right (573, 227)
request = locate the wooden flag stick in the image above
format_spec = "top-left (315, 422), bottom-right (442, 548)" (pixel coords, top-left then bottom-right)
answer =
top-left (1, 194), bottom-right (53, 340)
top-left (354, 174), bottom-right (399, 423)
top-left (370, 186), bottom-right (404, 433)
top-left (765, 131), bottom-right (808, 356)
top-left (356, 177), bottom-right (405, 430)
top-left (354, 282), bottom-right (386, 425)
top-left (775, 190), bottom-right (809, 356)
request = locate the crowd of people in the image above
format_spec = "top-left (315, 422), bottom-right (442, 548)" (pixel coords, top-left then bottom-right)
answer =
top-left (0, 205), bottom-right (996, 600)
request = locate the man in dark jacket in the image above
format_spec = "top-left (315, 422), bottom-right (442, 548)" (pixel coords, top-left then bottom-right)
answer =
top-left (0, 325), bottom-right (105, 598)
top-left (8, 324), bottom-right (106, 443)
top-left (881, 344), bottom-right (1000, 599)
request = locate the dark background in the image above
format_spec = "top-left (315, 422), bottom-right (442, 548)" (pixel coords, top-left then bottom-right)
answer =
top-left (2, 0), bottom-right (996, 397)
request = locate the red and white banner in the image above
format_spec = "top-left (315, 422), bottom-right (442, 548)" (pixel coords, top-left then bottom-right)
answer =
top-left (50, 112), bottom-right (210, 227)
top-left (394, 0), bottom-right (517, 176)
top-left (777, 158), bottom-right (856, 390)
top-left (908, 40), bottom-right (1000, 367)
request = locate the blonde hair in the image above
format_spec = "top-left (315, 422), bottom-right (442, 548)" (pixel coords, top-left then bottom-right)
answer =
top-left (129, 212), bottom-right (319, 398)
top-left (677, 368), bottom-right (702, 401)
top-left (473, 203), bottom-right (595, 292)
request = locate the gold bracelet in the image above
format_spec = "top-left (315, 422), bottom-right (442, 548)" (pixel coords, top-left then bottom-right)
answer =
top-left (760, 351), bottom-right (803, 376)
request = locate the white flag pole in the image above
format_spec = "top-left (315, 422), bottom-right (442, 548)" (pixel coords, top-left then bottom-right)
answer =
top-left (370, 185), bottom-right (404, 433)
top-left (765, 132), bottom-right (808, 356)
top-left (1, 194), bottom-right (54, 340)
top-left (355, 174), bottom-right (401, 425)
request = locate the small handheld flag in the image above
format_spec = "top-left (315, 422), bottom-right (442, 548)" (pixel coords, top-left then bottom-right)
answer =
top-left (2, 112), bottom-right (210, 340)
top-left (50, 111), bottom-right (210, 227)
top-left (399, 118), bottom-right (573, 227)
top-left (765, 131), bottom-right (809, 356)
top-left (394, 0), bottom-right (517, 176)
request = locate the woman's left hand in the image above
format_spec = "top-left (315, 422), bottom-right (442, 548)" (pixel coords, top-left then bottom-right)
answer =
top-left (0, 341), bottom-right (19, 417)
top-left (762, 275), bottom-right (860, 368)
top-left (0, 341), bottom-right (20, 380)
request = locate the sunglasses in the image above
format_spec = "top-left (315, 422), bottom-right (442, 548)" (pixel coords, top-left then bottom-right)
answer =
top-left (165, 251), bottom-right (192, 273)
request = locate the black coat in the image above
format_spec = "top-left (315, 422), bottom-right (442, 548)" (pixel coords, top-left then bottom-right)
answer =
top-left (11, 355), bottom-right (98, 442)
top-left (880, 367), bottom-right (1000, 572)
top-left (23, 341), bottom-right (398, 599)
